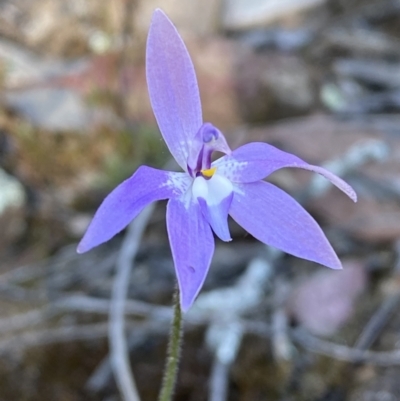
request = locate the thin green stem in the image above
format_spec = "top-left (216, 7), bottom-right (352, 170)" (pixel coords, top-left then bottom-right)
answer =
top-left (158, 287), bottom-right (183, 401)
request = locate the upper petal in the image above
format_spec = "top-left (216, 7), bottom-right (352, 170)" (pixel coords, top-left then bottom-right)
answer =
top-left (167, 197), bottom-right (215, 312)
top-left (77, 166), bottom-right (190, 253)
top-left (146, 9), bottom-right (202, 171)
top-left (229, 181), bottom-right (342, 269)
top-left (213, 142), bottom-right (357, 202)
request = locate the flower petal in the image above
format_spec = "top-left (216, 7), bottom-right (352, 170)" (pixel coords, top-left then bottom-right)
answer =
top-left (230, 181), bottom-right (342, 269)
top-left (146, 9), bottom-right (202, 171)
top-left (214, 142), bottom-right (357, 202)
top-left (77, 166), bottom-right (190, 253)
top-left (167, 198), bottom-right (214, 311)
top-left (192, 175), bottom-right (233, 241)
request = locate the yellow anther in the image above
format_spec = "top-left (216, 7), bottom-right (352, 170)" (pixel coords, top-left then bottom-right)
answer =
top-left (201, 167), bottom-right (217, 178)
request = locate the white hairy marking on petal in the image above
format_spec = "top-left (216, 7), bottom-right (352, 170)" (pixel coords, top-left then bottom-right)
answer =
top-left (165, 172), bottom-right (192, 196)
top-left (192, 174), bottom-right (233, 206)
top-left (232, 183), bottom-right (245, 196)
top-left (213, 158), bottom-right (248, 181)
top-left (180, 139), bottom-right (191, 158)
top-left (185, 138), bottom-right (193, 149)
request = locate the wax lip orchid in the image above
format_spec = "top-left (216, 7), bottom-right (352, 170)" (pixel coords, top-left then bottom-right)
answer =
top-left (77, 9), bottom-right (357, 312)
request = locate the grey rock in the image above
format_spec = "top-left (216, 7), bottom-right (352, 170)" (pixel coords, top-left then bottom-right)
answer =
top-left (0, 168), bottom-right (26, 247)
top-left (6, 88), bottom-right (90, 131)
top-left (222, 0), bottom-right (327, 30)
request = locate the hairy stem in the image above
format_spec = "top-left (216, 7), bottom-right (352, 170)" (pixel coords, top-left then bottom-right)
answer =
top-left (158, 288), bottom-right (183, 401)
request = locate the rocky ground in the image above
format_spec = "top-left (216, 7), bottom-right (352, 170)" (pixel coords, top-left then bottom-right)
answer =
top-left (1, 0), bottom-right (400, 400)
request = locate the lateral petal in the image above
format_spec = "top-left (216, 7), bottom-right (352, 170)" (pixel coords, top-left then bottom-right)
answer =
top-left (78, 166), bottom-right (190, 253)
top-left (214, 142), bottom-right (357, 202)
top-left (167, 198), bottom-right (215, 312)
top-left (230, 181), bottom-right (342, 269)
top-left (146, 9), bottom-right (203, 171)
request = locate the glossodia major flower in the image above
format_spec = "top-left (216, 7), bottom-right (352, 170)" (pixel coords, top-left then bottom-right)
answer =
top-left (77, 9), bottom-right (357, 312)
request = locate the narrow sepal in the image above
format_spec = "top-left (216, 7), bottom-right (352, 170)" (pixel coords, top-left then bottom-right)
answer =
top-left (230, 181), bottom-right (342, 269)
top-left (146, 9), bottom-right (203, 170)
top-left (166, 198), bottom-right (215, 311)
top-left (214, 142), bottom-right (357, 202)
top-left (78, 166), bottom-right (189, 253)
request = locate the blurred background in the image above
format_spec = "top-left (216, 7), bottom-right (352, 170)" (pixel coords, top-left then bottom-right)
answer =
top-left (1, 0), bottom-right (400, 400)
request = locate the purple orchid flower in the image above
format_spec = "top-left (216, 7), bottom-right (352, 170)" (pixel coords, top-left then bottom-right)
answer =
top-left (77, 9), bottom-right (357, 312)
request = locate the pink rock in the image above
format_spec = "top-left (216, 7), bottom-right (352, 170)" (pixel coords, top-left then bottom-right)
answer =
top-left (287, 261), bottom-right (367, 336)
